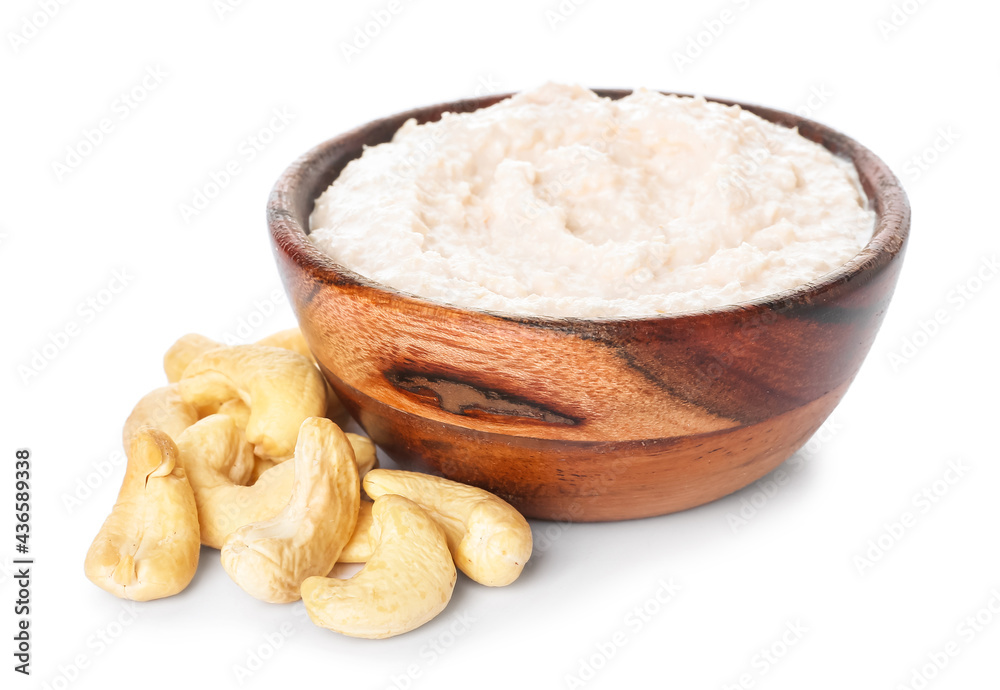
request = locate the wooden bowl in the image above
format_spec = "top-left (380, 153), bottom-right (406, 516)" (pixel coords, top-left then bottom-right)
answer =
top-left (268, 90), bottom-right (910, 522)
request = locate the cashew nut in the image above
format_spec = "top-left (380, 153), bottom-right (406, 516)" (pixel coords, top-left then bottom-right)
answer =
top-left (221, 417), bottom-right (359, 603)
top-left (179, 344), bottom-right (326, 461)
top-left (363, 470), bottom-right (532, 587)
top-left (167, 329), bottom-right (314, 379)
top-left (257, 328), bottom-right (348, 424)
top-left (256, 328), bottom-right (313, 361)
top-left (347, 437), bottom-right (377, 477)
top-left (337, 500), bottom-right (374, 564)
top-left (301, 494), bottom-right (456, 639)
top-left (244, 471), bottom-right (374, 565)
top-left (177, 414), bottom-right (374, 549)
top-left (244, 433), bottom-right (371, 485)
top-left (248, 456), bottom-right (277, 485)
top-left (164, 333), bottom-right (221, 383)
top-left (176, 370), bottom-right (252, 425)
top-left (85, 428), bottom-right (200, 601)
top-left (176, 414), bottom-right (280, 548)
top-left (166, 329), bottom-right (348, 428)
top-left (121, 384), bottom-right (198, 446)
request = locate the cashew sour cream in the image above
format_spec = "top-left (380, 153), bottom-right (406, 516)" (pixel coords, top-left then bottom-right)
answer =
top-left (309, 83), bottom-right (875, 318)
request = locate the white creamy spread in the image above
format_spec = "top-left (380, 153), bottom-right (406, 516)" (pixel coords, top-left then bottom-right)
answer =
top-left (309, 83), bottom-right (875, 318)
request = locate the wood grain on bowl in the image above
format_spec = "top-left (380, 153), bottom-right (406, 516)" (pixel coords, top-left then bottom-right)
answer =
top-left (268, 90), bottom-right (910, 521)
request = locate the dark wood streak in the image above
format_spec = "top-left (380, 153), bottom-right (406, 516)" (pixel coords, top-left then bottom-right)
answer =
top-left (267, 89), bottom-right (911, 521)
top-left (386, 371), bottom-right (580, 426)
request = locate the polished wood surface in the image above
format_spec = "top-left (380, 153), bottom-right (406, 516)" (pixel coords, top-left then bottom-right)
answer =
top-left (268, 90), bottom-right (910, 521)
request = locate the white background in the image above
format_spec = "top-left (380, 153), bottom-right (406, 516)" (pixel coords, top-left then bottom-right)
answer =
top-left (2, 0), bottom-right (998, 688)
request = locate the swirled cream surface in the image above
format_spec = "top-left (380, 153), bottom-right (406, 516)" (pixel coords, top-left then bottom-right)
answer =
top-left (309, 84), bottom-right (874, 317)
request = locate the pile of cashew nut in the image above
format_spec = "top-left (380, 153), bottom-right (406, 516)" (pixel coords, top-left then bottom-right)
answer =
top-left (85, 328), bottom-right (533, 638)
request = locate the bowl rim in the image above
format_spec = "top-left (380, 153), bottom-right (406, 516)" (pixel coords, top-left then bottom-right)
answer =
top-left (268, 88), bottom-right (910, 326)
